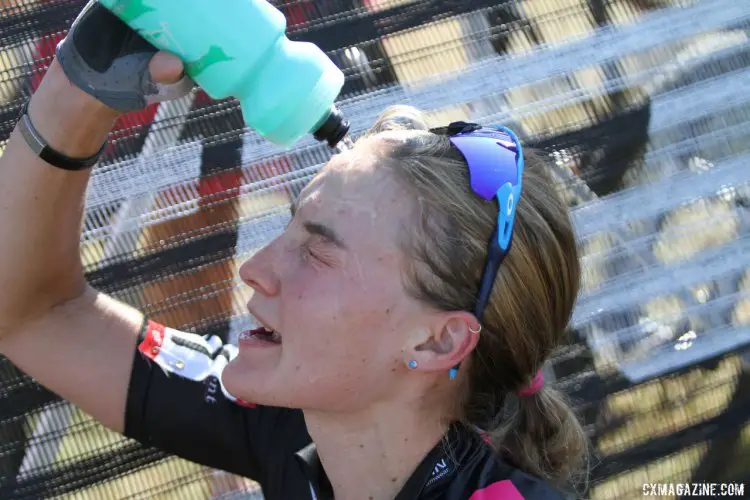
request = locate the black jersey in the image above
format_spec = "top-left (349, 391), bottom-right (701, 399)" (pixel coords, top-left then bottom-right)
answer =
top-left (124, 320), bottom-right (567, 500)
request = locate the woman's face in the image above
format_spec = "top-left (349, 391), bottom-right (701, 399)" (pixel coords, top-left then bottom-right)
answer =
top-left (222, 141), bottom-right (433, 412)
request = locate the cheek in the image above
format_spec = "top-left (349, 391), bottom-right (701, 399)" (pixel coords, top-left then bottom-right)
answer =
top-left (283, 280), bottom-right (401, 359)
top-left (279, 259), bottom-right (357, 321)
top-left (285, 274), bottom-right (401, 334)
top-left (294, 330), bottom-right (401, 408)
top-left (282, 269), bottom-right (344, 322)
top-left (277, 249), bottom-right (407, 358)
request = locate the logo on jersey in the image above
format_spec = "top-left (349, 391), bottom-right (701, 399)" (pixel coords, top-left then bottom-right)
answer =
top-left (425, 456), bottom-right (454, 489)
top-left (204, 375), bottom-right (221, 405)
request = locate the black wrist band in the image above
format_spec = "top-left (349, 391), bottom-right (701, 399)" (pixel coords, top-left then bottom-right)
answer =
top-left (16, 102), bottom-right (107, 171)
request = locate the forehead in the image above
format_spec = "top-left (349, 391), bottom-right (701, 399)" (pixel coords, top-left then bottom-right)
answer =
top-left (294, 146), bottom-right (411, 250)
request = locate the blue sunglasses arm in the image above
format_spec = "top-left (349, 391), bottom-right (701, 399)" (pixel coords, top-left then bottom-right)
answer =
top-left (494, 127), bottom-right (524, 251)
top-left (474, 226), bottom-right (503, 318)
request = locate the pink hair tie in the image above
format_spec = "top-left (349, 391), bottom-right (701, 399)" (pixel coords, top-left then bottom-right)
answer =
top-left (516, 370), bottom-right (545, 397)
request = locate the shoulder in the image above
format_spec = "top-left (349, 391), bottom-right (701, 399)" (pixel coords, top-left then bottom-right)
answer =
top-left (128, 320), bottom-right (312, 468)
top-left (424, 425), bottom-right (571, 500)
top-left (139, 320), bottom-right (310, 427)
top-left (444, 441), bottom-right (569, 500)
top-left (468, 454), bottom-right (569, 500)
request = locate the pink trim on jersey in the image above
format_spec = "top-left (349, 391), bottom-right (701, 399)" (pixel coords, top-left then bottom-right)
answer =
top-left (469, 480), bottom-right (525, 500)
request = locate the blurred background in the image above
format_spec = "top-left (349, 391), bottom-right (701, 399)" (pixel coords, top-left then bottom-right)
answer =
top-left (1, 0), bottom-right (749, 498)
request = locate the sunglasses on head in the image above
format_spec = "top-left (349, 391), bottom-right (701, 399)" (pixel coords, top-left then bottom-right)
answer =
top-left (429, 121), bottom-right (525, 380)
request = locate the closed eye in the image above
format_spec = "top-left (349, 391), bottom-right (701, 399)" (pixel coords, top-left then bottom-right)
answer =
top-left (288, 198), bottom-right (348, 250)
top-left (303, 236), bottom-right (339, 267)
top-left (303, 221), bottom-right (347, 250)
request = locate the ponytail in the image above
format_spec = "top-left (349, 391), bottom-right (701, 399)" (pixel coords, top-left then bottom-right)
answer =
top-left (488, 385), bottom-right (589, 490)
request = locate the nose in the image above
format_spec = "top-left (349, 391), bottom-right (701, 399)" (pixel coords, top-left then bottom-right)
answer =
top-left (239, 243), bottom-right (280, 297)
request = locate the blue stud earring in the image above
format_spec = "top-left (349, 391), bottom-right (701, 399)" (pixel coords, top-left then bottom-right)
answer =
top-left (448, 367), bottom-right (458, 380)
top-left (408, 360), bottom-right (418, 370)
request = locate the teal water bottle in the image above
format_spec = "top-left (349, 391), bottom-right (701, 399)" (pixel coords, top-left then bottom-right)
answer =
top-left (98, 0), bottom-right (349, 148)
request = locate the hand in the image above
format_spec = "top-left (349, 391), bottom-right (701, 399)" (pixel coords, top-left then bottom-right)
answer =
top-left (55, 0), bottom-right (194, 113)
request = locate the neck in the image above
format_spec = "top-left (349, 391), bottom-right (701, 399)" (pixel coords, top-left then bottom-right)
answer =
top-left (303, 404), bottom-right (449, 500)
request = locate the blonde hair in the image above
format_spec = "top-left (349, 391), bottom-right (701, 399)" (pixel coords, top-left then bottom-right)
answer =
top-left (361, 105), bottom-right (588, 487)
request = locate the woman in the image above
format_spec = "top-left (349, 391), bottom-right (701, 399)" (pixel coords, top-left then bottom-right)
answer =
top-left (0, 4), bottom-right (587, 500)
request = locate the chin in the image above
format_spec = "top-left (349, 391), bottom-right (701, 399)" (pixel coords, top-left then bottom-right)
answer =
top-left (221, 355), bottom-right (291, 407)
top-left (222, 357), bottom-right (264, 401)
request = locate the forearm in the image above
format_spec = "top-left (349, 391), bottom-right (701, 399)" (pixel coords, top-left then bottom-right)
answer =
top-left (0, 60), bottom-right (119, 331)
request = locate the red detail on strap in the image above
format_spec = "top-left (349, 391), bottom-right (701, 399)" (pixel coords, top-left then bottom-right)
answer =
top-left (138, 321), bottom-right (167, 360)
top-left (235, 398), bottom-right (257, 408)
top-left (469, 480), bottom-right (525, 500)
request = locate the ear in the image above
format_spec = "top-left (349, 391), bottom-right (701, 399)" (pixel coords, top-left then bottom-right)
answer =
top-left (403, 311), bottom-right (481, 373)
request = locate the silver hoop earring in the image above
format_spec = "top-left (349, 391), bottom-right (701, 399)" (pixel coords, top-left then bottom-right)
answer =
top-left (407, 359), bottom-right (418, 370)
top-left (469, 324), bottom-right (482, 334)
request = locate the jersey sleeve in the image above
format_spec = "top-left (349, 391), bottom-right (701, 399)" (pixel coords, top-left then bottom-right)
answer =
top-left (123, 319), bottom-right (309, 482)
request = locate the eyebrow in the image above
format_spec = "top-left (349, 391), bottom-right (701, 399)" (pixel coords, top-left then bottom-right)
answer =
top-left (289, 198), bottom-right (348, 250)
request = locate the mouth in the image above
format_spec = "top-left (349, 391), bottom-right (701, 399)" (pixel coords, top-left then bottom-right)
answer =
top-left (241, 326), bottom-right (282, 345)
top-left (240, 308), bottom-right (283, 345)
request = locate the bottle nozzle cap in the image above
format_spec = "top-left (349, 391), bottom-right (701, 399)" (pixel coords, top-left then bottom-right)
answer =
top-left (313, 106), bottom-right (350, 148)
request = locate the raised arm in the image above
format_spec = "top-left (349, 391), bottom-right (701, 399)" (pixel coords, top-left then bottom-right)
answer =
top-left (0, 1), bottom-right (193, 433)
top-left (0, 55), bottom-right (176, 432)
